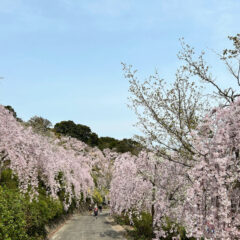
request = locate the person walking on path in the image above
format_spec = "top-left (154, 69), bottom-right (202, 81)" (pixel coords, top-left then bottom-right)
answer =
top-left (93, 205), bottom-right (98, 219)
top-left (98, 204), bottom-right (102, 213)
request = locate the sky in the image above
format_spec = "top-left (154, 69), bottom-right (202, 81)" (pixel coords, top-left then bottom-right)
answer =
top-left (0, 0), bottom-right (240, 139)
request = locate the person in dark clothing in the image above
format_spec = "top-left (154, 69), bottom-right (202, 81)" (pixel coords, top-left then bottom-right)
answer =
top-left (98, 205), bottom-right (102, 213)
top-left (93, 205), bottom-right (98, 219)
top-left (88, 204), bottom-right (92, 212)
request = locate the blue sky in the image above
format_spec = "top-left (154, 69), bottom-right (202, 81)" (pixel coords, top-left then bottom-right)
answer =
top-left (0, 0), bottom-right (240, 139)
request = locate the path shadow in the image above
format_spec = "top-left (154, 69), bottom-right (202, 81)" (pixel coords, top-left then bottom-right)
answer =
top-left (99, 229), bottom-right (124, 239)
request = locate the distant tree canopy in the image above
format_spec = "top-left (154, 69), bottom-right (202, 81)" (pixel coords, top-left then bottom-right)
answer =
top-left (117, 138), bottom-right (142, 154)
top-left (98, 137), bottom-right (118, 150)
top-left (27, 116), bottom-right (52, 134)
top-left (4, 105), bottom-right (22, 122)
top-left (54, 120), bottom-right (142, 154)
top-left (98, 137), bottom-right (142, 154)
top-left (54, 120), bottom-right (99, 147)
top-left (4, 105), bottom-right (17, 118)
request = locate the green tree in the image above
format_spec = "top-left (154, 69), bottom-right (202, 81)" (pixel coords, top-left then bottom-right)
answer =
top-left (98, 137), bottom-right (142, 154)
top-left (27, 116), bottom-right (52, 135)
top-left (4, 105), bottom-right (22, 122)
top-left (4, 105), bottom-right (17, 118)
top-left (75, 123), bottom-right (92, 143)
top-left (116, 138), bottom-right (142, 154)
top-left (54, 120), bottom-right (76, 136)
top-left (98, 137), bottom-right (118, 150)
top-left (89, 132), bottom-right (99, 147)
top-left (54, 120), bottom-right (99, 146)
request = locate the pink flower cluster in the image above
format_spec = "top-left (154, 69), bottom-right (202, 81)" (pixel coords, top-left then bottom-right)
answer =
top-left (110, 151), bottom-right (186, 238)
top-left (185, 98), bottom-right (240, 239)
top-left (0, 105), bottom-right (94, 207)
top-left (110, 99), bottom-right (240, 239)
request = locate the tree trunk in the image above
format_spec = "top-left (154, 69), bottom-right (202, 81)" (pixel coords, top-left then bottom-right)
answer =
top-left (151, 163), bottom-right (157, 239)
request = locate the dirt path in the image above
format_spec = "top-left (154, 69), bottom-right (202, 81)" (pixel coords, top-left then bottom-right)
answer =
top-left (49, 210), bottom-right (126, 240)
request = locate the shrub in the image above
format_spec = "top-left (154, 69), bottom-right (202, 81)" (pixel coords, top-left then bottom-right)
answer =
top-left (0, 168), bottom-right (67, 239)
top-left (114, 211), bottom-right (197, 240)
top-left (114, 213), bottom-right (131, 226)
top-left (132, 212), bottom-right (152, 240)
top-left (160, 217), bottom-right (196, 240)
top-left (92, 188), bottom-right (103, 204)
top-left (0, 185), bottom-right (66, 240)
top-left (25, 194), bottom-right (64, 238)
top-left (0, 186), bottom-right (31, 240)
top-left (114, 212), bottom-right (152, 240)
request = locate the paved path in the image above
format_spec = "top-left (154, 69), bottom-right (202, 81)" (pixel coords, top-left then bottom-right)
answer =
top-left (50, 210), bottom-right (126, 240)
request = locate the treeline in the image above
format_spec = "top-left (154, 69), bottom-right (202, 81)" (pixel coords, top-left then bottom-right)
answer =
top-left (4, 105), bottom-right (142, 155)
top-left (54, 120), bottom-right (142, 154)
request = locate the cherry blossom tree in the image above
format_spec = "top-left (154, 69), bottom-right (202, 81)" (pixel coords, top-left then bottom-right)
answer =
top-left (0, 105), bottom-right (94, 208)
top-left (183, 98), bottom-right (240, 239)
top-left (41, 129), bottom-right (118, 204)
top-left (110, 151), bottom-right (187, 239)
top-left (121, 33), bottom-right (240, 239)
top-left (110, 98), bottom-right (240, 239)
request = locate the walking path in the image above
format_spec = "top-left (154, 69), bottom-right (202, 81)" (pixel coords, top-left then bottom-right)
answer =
top-left (49, 210), bottom-right (126, 240)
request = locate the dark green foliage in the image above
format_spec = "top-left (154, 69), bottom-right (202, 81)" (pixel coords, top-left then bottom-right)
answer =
top-left (114, 213), bottom-right (131, 226)
top-left (116, 138), bottom-right (142, 154)
top-left (75, 124), bottom-right (92, 143)
top-left (114, 212), bottom-right (152, 240)
top-left (4, 105), bottom-right (22, 122)
top-left (99, 137), bottom-right (142, 154)
top-left (54, 120), bottom-right (99, 146)
top-left (132, 212), bottom-right (152, 239)
top-left (0, 186), bottom-right (64, 240)
top-left (89, 132), bottom-right (99, 147)
top-left (98, 137), bottom-right (119, 150)
top-left (4, 105), bottom-right (17, 118)
top-left (54, 120), bottom-right (142, 153)
top-left (0, 168), bottom-right (18, 189)
top-left (0, 169), bottom-right (73, 240)
top-left (54, 120), bottom-right (79, 137)
top-left (25, 194), bottom-right (64, 238)
top-left (0, 186), bottom-right (31, 240)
